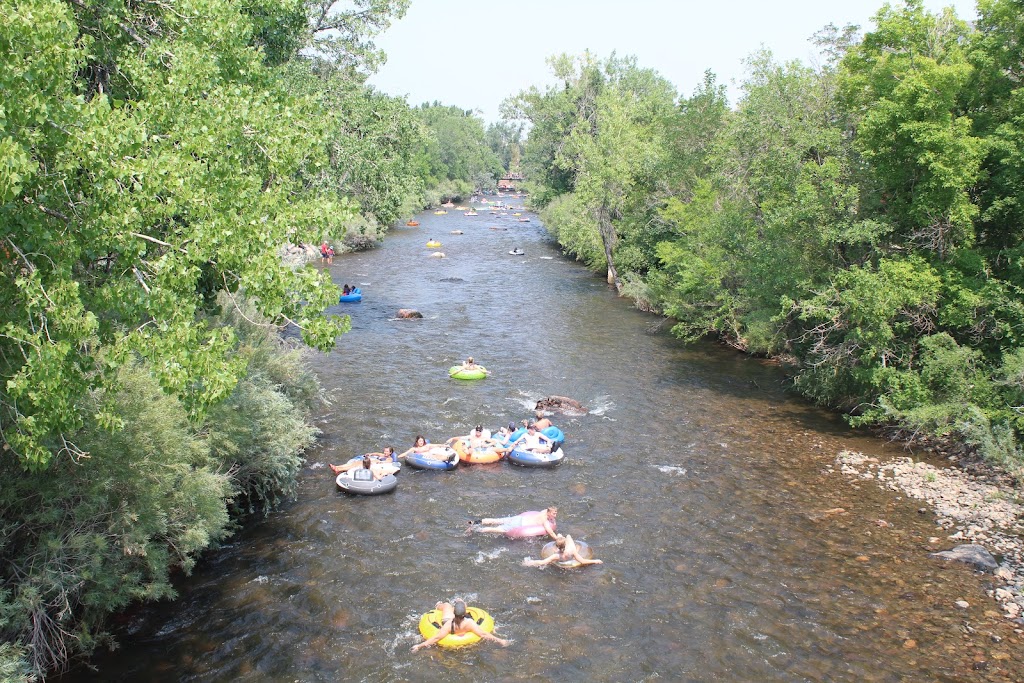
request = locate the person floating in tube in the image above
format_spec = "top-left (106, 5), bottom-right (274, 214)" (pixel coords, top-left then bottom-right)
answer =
top-left (508, 423), bottom-right (555, 454)
top-left (460, 356), bottom-right (489, 375)
top-left (522, 534), bottom-right (603, 568)
top-left (411, 600), bottom-right (509, 652)
top-left (329, 447), bottom-right (398, 475)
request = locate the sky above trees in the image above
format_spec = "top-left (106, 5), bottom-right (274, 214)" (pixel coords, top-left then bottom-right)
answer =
top-left (368, 0), bottom-right (979, 122)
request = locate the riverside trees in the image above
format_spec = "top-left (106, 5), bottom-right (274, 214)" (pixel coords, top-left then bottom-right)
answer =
top-left (508, 0), bottom-right (1024, 473)
top-left (0, 0), bottom-right (419, 677)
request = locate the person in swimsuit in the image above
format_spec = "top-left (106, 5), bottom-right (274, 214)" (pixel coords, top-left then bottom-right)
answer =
top-left (411, 600), bottom-right (509, 652)
top-left (460, 357), bottom-right (490, 375)
top-left (398, 435), bottom-right (457, 463)
top-left (330, 447), bottom-right (398, 475)
top-left (508, 424), bottom-right (554, 453)
top-left (523, 534), bottom-right (603, 567)
top-left (466, 507), bottom-right (558, 538)
top-left (334, 454), bottom-right (395, 481)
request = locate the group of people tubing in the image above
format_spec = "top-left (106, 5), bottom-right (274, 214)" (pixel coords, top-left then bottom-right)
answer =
top-left (329, 419), bottom-right (601, 651)
top-left (329, 418), bottom-right (560, 480)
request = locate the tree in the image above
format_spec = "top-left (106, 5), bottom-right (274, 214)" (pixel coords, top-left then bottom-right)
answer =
top-left (839, 0), bottom-right (983, 258)
top-left (507, 52), bottom-right (676, 285)
top-left (0, 0), bottom-right (350, 471)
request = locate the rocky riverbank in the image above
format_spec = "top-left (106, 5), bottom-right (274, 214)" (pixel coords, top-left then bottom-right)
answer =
top-left (832, 450), bottom-right (1024, 627)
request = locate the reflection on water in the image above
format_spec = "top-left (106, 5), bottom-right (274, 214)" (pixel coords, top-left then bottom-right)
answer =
top-left (64, 202), bottom-right (1023, 682)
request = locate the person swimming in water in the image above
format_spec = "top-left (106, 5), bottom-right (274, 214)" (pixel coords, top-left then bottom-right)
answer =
top-left (466, 507), bottom-right (558, 539)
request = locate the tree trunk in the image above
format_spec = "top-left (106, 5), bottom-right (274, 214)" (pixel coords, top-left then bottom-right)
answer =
top-left (597, 204), bottom-right (618, 286)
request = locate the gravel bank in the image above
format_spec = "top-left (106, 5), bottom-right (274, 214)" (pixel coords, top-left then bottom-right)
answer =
top-left (833, 450), bottom-right (1024, 624)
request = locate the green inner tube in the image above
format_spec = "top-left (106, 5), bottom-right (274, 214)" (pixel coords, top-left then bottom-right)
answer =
top-left (449, 365), bottom-right (487, 380)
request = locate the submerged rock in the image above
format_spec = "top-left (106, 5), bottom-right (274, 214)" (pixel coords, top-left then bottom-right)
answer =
top-left (930, 544), bottom-right (998, 571)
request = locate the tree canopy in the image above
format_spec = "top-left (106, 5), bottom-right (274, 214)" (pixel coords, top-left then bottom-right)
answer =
top-left (507, 0), bottom-right (1024, 472)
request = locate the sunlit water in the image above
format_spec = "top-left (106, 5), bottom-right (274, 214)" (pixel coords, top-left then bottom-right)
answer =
top-left (64, 200), bottom-right (1022, 682)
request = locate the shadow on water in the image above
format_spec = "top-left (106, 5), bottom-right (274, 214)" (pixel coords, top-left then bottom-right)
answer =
top-left (62, 200), bottom-right (1023, 682)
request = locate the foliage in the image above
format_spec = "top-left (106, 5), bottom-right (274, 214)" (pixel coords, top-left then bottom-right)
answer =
top-left (282, 61), bottom-right (425, 229)
top-left (539, 193), bottom-right (604, 270)
top-left (0, 0), bottom-right (416, 677)
top-left (508, 1), bottom-right (1024, 471)
top-left (413, 103), bottom-right (503, 198)
top-left (0, 0), bottom-right (353, 470)
top-left (507, 53), bottom-right (676, 284)
top-left (303, 0), bottom-right (411, 73)
top-left (0, 365), bottom-right (231, 677)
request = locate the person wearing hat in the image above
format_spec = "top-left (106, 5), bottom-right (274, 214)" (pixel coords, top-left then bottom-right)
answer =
top-left (410, 600), bottom-right (509, 652)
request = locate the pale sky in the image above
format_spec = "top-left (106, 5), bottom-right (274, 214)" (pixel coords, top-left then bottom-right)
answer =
top-left (368, 0), bottom-right (979, 124)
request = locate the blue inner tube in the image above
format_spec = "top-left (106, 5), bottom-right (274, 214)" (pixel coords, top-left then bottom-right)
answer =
top-left (508, 445), bottom-right (564, 468)
top-left (501, 426), bottom-right (563, 449)
top-left (335, 471), bottom-right (397, 495)
top-left (405, 450), bottom-right (459, 470)
top-left (339, 287), bottom-right (362, 302)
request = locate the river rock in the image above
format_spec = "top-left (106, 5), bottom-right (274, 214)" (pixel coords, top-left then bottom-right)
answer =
top-left (930, 544), bottom-right (998, 571)
top-left (397, 309), bottom-right (423, 319)
top-left (535, 395), bottom-right (588, 416)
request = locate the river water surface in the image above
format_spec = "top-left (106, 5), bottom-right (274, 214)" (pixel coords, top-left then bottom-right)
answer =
top-left (70, 201), bottom-right (1023, 682)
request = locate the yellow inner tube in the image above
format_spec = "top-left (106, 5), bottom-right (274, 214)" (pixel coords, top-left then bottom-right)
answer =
top-left (418, 606), bottom-right (494, 648)
top-left (450, 438), bottom-right (504, 464)
top-left (426, 241), bottom-right (442, 248)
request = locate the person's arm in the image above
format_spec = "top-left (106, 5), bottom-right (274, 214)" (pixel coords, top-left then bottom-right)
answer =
top-left (542, 518), bottom-right (558, 539)
top-left (411, 620), bottom-right (453, 652)
top-left (522, 554), bottom-right (559, 567)
top-left (468, 621), bottom-right (509, 646)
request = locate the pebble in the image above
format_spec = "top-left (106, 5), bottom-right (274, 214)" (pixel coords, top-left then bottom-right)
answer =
top-left (955, 600), bottom-right (970, 609)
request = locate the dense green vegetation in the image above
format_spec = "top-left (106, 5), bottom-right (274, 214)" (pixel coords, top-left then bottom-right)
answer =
top-left (508, 0), bottom-right (1024, 473)
top-left (0, 0), bottom-right (502, 679)
top-left (413, 102), bottom-right (505, 202)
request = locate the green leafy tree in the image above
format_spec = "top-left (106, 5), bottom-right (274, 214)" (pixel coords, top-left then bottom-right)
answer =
top-left (507, 52), bottom-right (676, 284)
top-left (839, 0), bottom-right (984, 257)
top-left (0, 0), bottom-right (350, 470)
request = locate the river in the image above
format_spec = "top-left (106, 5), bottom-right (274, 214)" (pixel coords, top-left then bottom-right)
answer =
top-left (67, 200), bottom-right (1022, 682)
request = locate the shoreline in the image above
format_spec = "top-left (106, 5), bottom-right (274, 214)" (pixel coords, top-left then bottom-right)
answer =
top-left (832, 450), bottom-right (1024, 626)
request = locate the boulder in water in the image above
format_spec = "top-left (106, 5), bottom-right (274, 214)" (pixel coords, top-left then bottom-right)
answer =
top-left (535, 395), bottom-right (588, 416)
top-left (929, 544), bottom-right (998, 572)
top-left (397, 309), bottom-right (423, 319)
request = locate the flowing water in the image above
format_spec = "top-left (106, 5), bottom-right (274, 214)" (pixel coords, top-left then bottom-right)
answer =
top-left (67, 201), bottom-right (1022, 682)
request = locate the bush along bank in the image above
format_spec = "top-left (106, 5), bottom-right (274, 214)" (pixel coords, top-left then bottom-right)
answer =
top-left (0, 296), bottom-right (324, 679)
